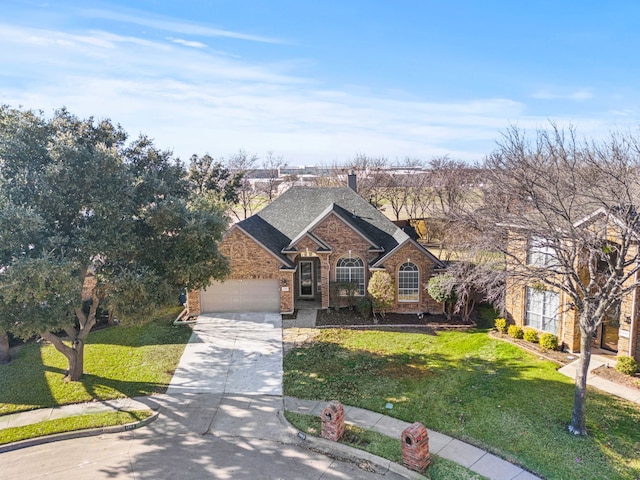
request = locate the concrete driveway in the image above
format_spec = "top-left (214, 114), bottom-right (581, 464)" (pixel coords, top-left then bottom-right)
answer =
top-left (0, 312), bottom-right (408, 479)
top-left (167, 313), bottom-right (283, 395)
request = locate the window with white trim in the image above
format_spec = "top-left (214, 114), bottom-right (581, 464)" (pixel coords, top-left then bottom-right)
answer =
top-left (525, 287), bottom-right (559, 334)
top-left (336, 257), bottom-right (365, 295)
top-left (527, 236), bottom-right (557, 267)
top-left (398, 262), bottom-right (419, 302)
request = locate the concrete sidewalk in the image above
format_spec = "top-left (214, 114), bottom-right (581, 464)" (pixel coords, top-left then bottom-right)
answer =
top-left (285, 397), bottom-right (541, 480)
top-left (558, 354), bottom-right (640, 404)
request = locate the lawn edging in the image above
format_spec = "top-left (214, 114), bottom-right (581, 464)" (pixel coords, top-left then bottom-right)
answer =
top-left (317, 324), bottom-right (476, 331)
top-left (278, 410), bottom-right (427, 480)
top-left (0, 410), bottom-right (159, 454)
top-left (488, 330), bottom-right (569, 366)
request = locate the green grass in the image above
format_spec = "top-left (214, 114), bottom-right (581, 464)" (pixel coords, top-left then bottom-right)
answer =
top-left (0, 410), bottom-right (154, 445)
top-left (285, 411), bottom-right (486, 480)
top-left (284, 322), bottom-right (640, 479)
top-left (0, 306), bottom-right (191, 415)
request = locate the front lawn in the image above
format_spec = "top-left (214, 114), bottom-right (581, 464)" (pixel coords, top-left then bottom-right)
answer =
top-left (0, 410), bottom-right (154, 445)
top-left (284, 327), bottom-right (640, 480)
top-left (0, 306), bottom-right (191, 415)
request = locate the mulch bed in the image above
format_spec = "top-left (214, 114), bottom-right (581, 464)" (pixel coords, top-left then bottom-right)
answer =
top-left (316, 308), bottom-right (475, 329)
top-left (592, 365), bottom-right (640, 391)
top-left (491, 332), bottom-right (640, 392)
top-left (489, 331), bottom-right (577, 366)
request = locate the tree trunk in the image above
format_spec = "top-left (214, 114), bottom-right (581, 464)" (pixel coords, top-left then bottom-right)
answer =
top-left (569, 328), bottom-right (592, 435)
top-left (0, 329), bottom-right (10, 364)
top-left (42, 332), bottom-right (86, 381)
top-left (66, 340), bottom-right (85, 381)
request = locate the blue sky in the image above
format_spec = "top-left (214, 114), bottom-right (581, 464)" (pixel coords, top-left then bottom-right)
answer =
top-left (2, 0), bottom-right (640, 165)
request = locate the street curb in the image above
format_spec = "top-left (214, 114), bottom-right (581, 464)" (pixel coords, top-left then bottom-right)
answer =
top-left (0, 410), bottom-right (159, 454)
top-left (279, 411), bottom-right (427, 480)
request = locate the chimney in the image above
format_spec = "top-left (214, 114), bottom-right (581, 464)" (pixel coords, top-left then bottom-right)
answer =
top-left (347, 170), bottom-right (357, 192)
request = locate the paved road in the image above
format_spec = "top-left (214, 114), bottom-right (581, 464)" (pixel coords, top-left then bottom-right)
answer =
top-left (0, 314), bottom-right (407, 480)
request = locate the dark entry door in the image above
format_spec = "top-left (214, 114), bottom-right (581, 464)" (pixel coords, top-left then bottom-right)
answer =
top-left (601, 323), bottom-right (619, 352)
top-left (299, 261), bottom-right (314, 296)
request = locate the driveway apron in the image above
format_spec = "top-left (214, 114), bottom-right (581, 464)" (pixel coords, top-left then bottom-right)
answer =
top-left (166, 313), bottom-right (283, 395)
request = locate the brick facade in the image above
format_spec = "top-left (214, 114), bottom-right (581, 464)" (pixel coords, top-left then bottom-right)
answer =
top-left (504, 231), bottom-right (640, 362)
top-left (190, 194), bottom-right (445, 318)
top-left (381, 242), bottom-right (443, 314)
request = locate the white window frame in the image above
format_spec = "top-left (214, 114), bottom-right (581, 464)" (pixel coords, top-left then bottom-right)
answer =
top-left (336, 257), bottom-right (365, 296)
top-left (528, 236), bottom-right (557, 267)
top-left (398, 262), bottom-right (419, 302)
top-left (525, 287), bottom-right (559, 334)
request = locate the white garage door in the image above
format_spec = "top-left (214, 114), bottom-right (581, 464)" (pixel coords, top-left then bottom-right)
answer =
top-left (200, 279), bottom-right (281, 313)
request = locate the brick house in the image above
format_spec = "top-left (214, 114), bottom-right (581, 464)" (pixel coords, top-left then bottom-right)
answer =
top-left (504, 210), bottom-right (640, 363)
top-left (187, 183), bottom-right (445, 315)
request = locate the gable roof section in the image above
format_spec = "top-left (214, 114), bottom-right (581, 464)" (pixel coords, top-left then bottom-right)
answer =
top-left (233, 186), bottom-right (439, 265)
top-left (371, 237), bottom-right (446, 270)
top-left (287, 202), bottom-right (382, 252)
top-left (229, 216), bottom-right (295, 268)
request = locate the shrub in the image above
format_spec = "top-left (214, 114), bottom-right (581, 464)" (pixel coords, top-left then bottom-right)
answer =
top-left (356, 297), bottom-right (372, 319)
top-left (523, 328), bottom-right (539, 343)
top-left (539, 333), bottom-right (559, 351)
top-left (615, 356), bottom-right (638, 376)
top-left (494, 317), bottom-right (508, 333)
top-left (507, 325), bottom-right (524, 339)
top-left (367, 271), bottom-right (394, 319)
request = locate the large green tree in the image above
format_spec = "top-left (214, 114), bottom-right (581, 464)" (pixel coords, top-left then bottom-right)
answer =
top-left (0, 106), bottom-right (229, 379)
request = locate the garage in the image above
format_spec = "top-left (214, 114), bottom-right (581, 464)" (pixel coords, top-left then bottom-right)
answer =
top-left (200, 279), bottom-right (281, 313)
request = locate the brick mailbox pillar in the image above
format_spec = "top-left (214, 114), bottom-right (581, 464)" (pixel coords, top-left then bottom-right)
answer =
top-left (401, 422), bottom-right (430, 473)
top-left (321, 401), bottom-right (345, 441)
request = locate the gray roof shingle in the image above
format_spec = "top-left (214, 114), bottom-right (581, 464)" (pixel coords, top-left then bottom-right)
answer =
top-left (236, 186), bottom-right (439, 267)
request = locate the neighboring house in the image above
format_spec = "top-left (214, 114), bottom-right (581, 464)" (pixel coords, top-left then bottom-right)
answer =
top-left (504, 214), bottom-right (640, 363)
top-left (187, 180), bottom-right (445, 315)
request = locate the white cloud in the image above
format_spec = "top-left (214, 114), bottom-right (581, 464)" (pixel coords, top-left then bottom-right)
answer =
top-left (168, 37), bottom-right (207, 49)
top-left (532, 88), bottom-right (594, 101)
top-left (0, 21), bottom-right (628, 165)
top-left (79, 8), bottom-right (283, 44)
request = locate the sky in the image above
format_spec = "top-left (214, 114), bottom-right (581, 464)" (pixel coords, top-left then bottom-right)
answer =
top-left (2, 0), bottom-right (640, 165)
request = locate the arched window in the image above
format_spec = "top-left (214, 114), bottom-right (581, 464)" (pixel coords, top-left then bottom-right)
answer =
top-left (336, 257), bottom-right (365, 295)
top-left (398, 262), bottom-right (419, 302)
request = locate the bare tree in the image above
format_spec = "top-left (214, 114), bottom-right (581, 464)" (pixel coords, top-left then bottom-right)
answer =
top-left (460, 124), bottom-right (640, 435)
top-left (316, 155), bottom-right (389, 203)
top-left (405, 167), bottom-right (437, 239)
top-left (261, 151), bottom-right (285, 202)
top-left (445, 260), bottom-right (506, 322)
top-left (226, 150), bottom-right (262, 220)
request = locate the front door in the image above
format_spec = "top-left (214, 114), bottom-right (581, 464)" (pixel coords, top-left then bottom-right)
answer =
top-left (299, 260), bottom-right (314, 297)
top-left (601, 322), bottom-right (619, 352)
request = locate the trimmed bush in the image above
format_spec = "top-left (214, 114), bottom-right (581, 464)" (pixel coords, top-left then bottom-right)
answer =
top-left (494, 317), bottom-right (508, 333)
top-left (615, 356), bottom-right (638, 376)
top-left (523, 328), bottom-right (539, 343)
top-left (539, 333), bottom-right (559, 351)
top-left (356, 297), bottom-right (372, 319)
top-left (507, 325), bottom-right (524, 339)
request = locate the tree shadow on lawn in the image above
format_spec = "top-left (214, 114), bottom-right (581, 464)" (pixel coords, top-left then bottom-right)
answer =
top-left (83, 321), bottom-right (193, 347)
top-left (283, 335), bottom-right (640, 480)
top-left (0, 342), bottom-right (56, 414)
top-left (0, 359), bottom-right (170, 415)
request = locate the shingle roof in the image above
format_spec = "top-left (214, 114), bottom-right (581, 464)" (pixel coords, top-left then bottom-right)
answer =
top-left (236, 186), bottom-right (440, 266)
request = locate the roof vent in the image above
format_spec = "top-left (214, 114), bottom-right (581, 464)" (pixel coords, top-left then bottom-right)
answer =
top-left (347, 170), bottom-right (357, 192)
